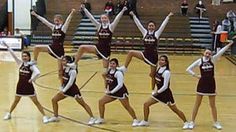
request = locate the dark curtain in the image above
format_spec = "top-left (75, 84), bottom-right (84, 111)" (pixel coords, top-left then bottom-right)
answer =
top-left (0, 2), bottom-right (8, 32)
top-left (31, 0), bottom-right (46, 30)
top-left (36, 0), bottom-right (46, 16)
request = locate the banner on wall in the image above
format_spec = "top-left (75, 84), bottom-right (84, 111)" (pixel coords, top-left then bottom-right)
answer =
top-left (0, 37), bottom-right (22, 50)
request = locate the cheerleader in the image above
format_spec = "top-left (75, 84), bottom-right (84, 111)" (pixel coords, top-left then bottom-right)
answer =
top-left (30, 9), bottom-right (75, 81)
top-left (119, 11), bottom-right (173, 90)
top-left (47, 56), bottom-right (96, 125)
top-left (1, 41), bottom-right (48, 123)
top-left (94, 58), bottom-right (139, 126)
top-left (70, 5), bottom-right (127, 82)
top-left (186, 41), bottom-right (234, 130)
top-left (138, 55), bottom-right (189, 129)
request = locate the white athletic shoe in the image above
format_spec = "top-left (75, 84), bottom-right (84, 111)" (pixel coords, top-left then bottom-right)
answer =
top-left (3, 112), bottom-right (11, 120)
top-left (182, 122), bottom-right (189, 129)
top-left (88, 117), bottom-right (96, 125)
top-left (132, 119), bottom-right (139, 127)
top-left (117, 65), bottom-right (127, 73)
top-left (94, 118), bottom-right (105, 124)
top-left (138, 120), bottom-right (149, 126)
top-left (48, 116), bottom-right (60, 122)
top-left (213, 122), bottom-right (222, 130)
top-left (42, 116), bottom-right (49, 124)
top-left (188, 121), bottom-right (195, 129)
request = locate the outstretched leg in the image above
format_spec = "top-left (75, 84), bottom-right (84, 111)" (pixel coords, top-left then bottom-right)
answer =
top-left (33, 45), bottom-right (49, 61)
top-left (143, 97), bottom-right (157, 121)
top-left (168, 104), bottom-right (187, 122)
top-left (9, 96), bottom-right (22, 113)
top-left (168, 104), bottom-right (189, 129)
top-left (119, 97), bottom-right (139, 126)
top-left (51, 92), bottom-right (66, 117)
top-left (138, 97), bottom-right (157, 126)
top-left (74, 45), bottom-right (97, 63)
top-left (30, 96), bottom-right (46, 116)
top-left (98, 95), bottom-right (116, 119)
top-left (124, 50), bottom-right (144, 68)
top-left (3, 96), bottom-right (22, 120)
top-left (119, 97), bottom-right (137, 119)
top-left (75, 97), bottom-right (94, 117)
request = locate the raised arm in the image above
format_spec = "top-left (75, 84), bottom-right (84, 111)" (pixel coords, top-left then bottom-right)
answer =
top-left (157, 70), bottom-right (171, 94)
top-left (109, 7), bottom-right (127, 32)
top-left (130, 11), bottom-right (146, 37)
top-left (62, 70), bottom-right (77, 93)
top-left (29, 65), bottom-right (40, 82)
top-left (61, 9), bottom-right (76, 33)
top-left (1, 41), bottom-right (22, 65)
top-left (155, 12), bottom-right (173, 39)
top-left (81, 4), bottom-right (100, 28)
top-left (31, 11), bottom-right (54, 30)
top-left (196, 5), bottom-right (206, 11)
top-left (186, 58), bottom-right (201, 77)
top-left (110, 71), bottom-right (124, 94)
top-left (212, 41), bottom-right (234, 62)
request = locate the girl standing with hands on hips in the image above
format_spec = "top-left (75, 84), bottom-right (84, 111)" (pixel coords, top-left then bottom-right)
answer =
top-left (186, 41), bottom-right (235, 130)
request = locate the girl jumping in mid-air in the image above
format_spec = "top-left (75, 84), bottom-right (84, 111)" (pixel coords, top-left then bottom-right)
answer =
top-left (71, 5), bottom-right (127, 85)
top-left (31, 9), bottom-right (75, 81)
top-left (119, 11), bottom-right (173, 90)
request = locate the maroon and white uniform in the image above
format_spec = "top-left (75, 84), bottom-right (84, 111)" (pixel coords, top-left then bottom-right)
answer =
top-left (34, 11), bottom-right (73, 59)
top-left (61, 67), bottom-right (81, 98)
top-left (83, 7), bottom-right (126, 60)
top-left (16, 64), bottom-right (35, 96)
top-left (106, 69), bottom-right (128, 99)
top-left (96, 26), bottom-right (112, 59)
top-left (132, 13), bottom-right (170, 67)
top-left (143, 32), bottom-right (158, 65)
top-left (186, 43), bottom-right (233, 95)
top-left (197, 58), bottom-right (215, 95)
top-left (7, 48), bottom-right (40, 96)
top-left (151, 67), bottom-right (175, 105)
top-left (48, 26), bottom-right (65, 59)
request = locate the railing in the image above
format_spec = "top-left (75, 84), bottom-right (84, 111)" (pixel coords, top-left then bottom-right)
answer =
top-left (31, 35), bottom-right (204, 54)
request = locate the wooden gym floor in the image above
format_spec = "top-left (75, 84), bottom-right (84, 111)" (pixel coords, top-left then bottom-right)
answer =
top-left (0, 52), bottom-right (236, 132)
